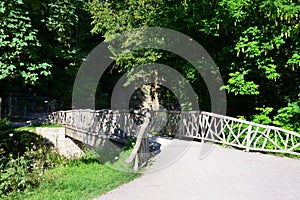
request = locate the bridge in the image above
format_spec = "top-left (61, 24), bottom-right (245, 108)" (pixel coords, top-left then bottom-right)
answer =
top-left (49, 109), bottom-right (300, 169)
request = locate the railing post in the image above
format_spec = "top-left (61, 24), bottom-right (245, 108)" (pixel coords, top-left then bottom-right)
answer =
top-left (246, 125), bottom-right (252, 152)
top-left (179, 112), bottom-right (184, 139)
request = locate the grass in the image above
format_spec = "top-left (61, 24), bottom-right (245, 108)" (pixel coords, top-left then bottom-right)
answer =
top-left (2, 119), bottom-right (299, 199)
top-left (1, 121), bottom-right (139, 200)
top-left (7, 162), bottom-right (137, 200)
top-left (2, 149), bottom-right (139, 200)
top-left (15, 123), bottom-right (62, 132)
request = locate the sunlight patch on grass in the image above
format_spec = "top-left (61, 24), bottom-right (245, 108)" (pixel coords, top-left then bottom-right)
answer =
top-left (15, 123), bottom-right (62, 132)
top-left (18, 163), bottom-right (137, 200)
top-left (5, 149), bottom-right (139, 200)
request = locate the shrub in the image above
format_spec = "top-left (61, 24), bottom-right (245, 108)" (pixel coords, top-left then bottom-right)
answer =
top-left (0, 119), bottom-right (11, 131)
top-left (0, 129), bottom-right (68, 198)
top-left (273, 102), bottom-right (300, 133)
top-left (0, 154), bottom-right (43, 196)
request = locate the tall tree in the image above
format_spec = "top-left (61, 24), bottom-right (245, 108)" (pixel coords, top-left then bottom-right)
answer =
top-left (0, 0), bottom-right (51, 84)
top-left (88, 0), bottom-right (300, 118)
top-left (89, 0), bottom-right (169, 110)
top-left (0, 0), bottom-right (100, 109)
top-left (217, 0), bottom-right (300, 114)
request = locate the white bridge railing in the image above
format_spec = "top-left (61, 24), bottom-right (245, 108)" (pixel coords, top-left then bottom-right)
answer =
top-left (49, 109), bottom-right (300, 156)
top-left (189, 111), bottom-right (300, 156)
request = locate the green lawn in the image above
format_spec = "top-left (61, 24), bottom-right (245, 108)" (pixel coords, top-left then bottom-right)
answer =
top-left (11, 162), bottom-right (137, 200)
top-left (3, 149), bottom-right (139, 200)
top-left (0, 121), bottom-right (139, 200)
top-left (14, 123), bottom-right (62, 132)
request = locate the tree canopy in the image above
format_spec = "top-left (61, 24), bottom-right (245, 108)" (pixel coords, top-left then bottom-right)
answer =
top-left (0, 0), bottom-right (51, 84)
top-left (0, 0), bottom-right (299, 131)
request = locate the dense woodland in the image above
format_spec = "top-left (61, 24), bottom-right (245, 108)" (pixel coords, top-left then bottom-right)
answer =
top-left (0, 0), bottom-right (300, 132)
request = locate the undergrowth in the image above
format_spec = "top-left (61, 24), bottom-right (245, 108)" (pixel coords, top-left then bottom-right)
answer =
top-left (0, 121), bottom-right (138, 199)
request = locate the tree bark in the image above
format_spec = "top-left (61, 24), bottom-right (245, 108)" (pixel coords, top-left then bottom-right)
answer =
top-left (151, 69), bottom-right (159, 111)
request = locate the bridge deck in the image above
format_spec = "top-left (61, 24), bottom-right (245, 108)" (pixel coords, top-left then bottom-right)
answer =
top-left (95, 140), bottom-right (300, 200)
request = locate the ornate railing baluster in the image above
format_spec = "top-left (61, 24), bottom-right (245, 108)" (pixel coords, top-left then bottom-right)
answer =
top-left (49, 109), bottom-right (300, 158)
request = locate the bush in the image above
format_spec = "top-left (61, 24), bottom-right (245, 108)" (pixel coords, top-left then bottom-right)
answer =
top-left (0, 154), bottom-right (42, 196)
top-left (0, 119), bottom-right (11, 131)
top-left (0, 129), bottom-right (68, 198)
top-left (251, 102), bottom-right (300, 133)
top-left (273, 102), bottom-right (300, 133)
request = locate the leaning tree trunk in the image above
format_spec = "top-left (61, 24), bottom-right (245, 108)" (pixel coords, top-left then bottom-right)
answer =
top-left (151, 69), bottom-right (159, 111)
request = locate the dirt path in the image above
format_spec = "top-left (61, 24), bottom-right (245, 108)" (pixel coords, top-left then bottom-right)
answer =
top-left (95, 140), bottom-right (300, 200)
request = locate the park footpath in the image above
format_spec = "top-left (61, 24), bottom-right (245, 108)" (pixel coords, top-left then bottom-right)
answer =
top-left (95, 140), bottom-right (300, 200)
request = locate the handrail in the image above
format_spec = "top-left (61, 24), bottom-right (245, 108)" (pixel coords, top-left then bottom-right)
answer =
top-left (201, 111), bottom-right (298, 136)
top-left (49, 109), bottom-right (300, 156)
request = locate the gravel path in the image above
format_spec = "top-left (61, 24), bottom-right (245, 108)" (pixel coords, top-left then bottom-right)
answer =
top-left (95, 140), bottom-right (300, 200)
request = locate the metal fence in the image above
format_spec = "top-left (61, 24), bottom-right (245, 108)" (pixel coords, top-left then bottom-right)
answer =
top-left (1, 93), bottom-right (50, 120)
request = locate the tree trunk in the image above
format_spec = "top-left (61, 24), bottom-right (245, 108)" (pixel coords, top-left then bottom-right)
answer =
top-left (151, 70), bottom-right (159, 111)
top-left (141, 85), bottom-right (152, 110)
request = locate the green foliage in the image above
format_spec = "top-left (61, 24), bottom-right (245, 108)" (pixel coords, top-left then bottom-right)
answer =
top-left (250, 102), bottom-right (300, 133)
top-left (252, 107), bottom-right (273, 125)
top-left (0, 123), bottom-right (138, 199)
top-left (7, 162), bottom-right (137, 200)
top-left (87, 0), bottom-right (300, 114)
top-left (0, 0), bottom-right (98, 109)
top-left (89, 0), bottom-right (166, 71)
top-left (273, 102), bottom-right (300, 132)
top-left (0, 0), bottom-right (51, 84)
top-left (31, 0), bottom-right (88, 108)
top-left (42, 0), bottom-right (82, 68)
top-left (1, 147), bottom-right (138, 200)
top-left (89, 0), bottom-right (166, 37)
top-left (0, 154), bottom-right (43, 197)
top-left (0, 128), bottom-right (68, 197)
top-left (217, 0), bottom-right (300, 110)
top-left (223, 104), bottom-right (300, 155)
top-left (15, 123), bottom-right (62, 132)
top-left (1, 0), bottom-right (299, 123)
top-left (221, 70), bottom-right (259, 95)
top-left (0, 119), bottom-right (11, 131)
